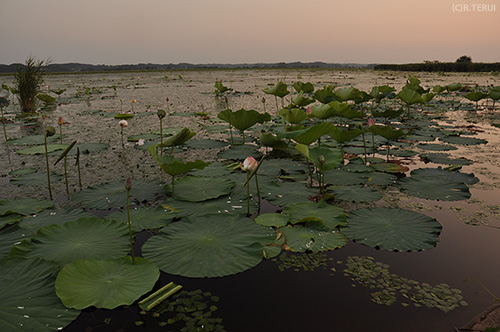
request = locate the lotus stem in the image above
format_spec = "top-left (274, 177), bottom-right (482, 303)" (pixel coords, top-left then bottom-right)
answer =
top-left (1, 106), bottom-right (7, 141)
top-left (171, 175), bottom-right (175, 196)
top-left (274, 96), bottom-right (279, 113)
top-left (121, 126), bottom-right (124, 148)
top-left (64, 155), bottom-right (69, 197)
top-left (125, 181), bottom-right (135, 264)
top-left (255, 173), bottom-right (260, 205)
top-left (386, 140), bottom-right (391, 162)
top-left (229, 126), bottom-right (234, 144)
top-left (159, 117), bottom-right (163, 156)
top-left (306, 160), bottom-right (313, 187)
top-left (59, 124), bottom-right (63, 144)
top-left (246, 171), bottom-right (250, 216)
top-left (44, 134), bottom-right (53, 200)
top-left (361, 131), bottom-right (367, 162)
top-left (169, 144), bottom-right (174, 156)
top-left (371, 132), bottom-right (376, 157)
top-left (242, 130), bottom-right (245, 144)
top-left (76, 147), bottom-right (82, 190)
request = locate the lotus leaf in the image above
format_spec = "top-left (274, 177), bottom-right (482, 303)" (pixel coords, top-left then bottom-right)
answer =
top-left (17, 144), bottom-right (69, 155)
top-left (409, 168), bottom-right (479, 185)
top-left (335, 86), bottom-right (359, 102)
top-left (217, 144), bottom-right (259, 160)
top-left (309, 104), bottom-right (335, 119)
top-left (106, 206), bottom-right (175, 232)
top-left (20, 208), bottom-right (94, 232)
top-left (263, 82), bottom-right (289, 98)
top-left (284, 200), bottom-right (346, 230)
top-left (0, 198), bottom-right (53, 216)
top-left (419, 153), bottom-right (473, 166)
top-left (292, 81), bottom-right (314, 94)
top-left (279, 108), bottom-right (308, 124)
top-left (9, 218), bottom-right (131, 266)
top-left (328, 185), bottom-right (383, 202)
top-left (168, 176), bottom-right (234, 202)
top-left (293, 122), bottom-right (336, 145)
top-left (439, 136), bottom-right (487, 145)
top-left (55, 257), bottom-right (159, 309)
top-left (291, 91), bottom-right (314, 107)
top-left (217, 108), bottom-right (271, 131)
top-left (6, 134), bottom-right (59, 145)
top-left (159, 127), bottom-right (196, 147)
top-left (397, 176), bottom-right (471, 201)
top-left (255, 213), bottom-right (289, 227)
top-left (314, 85), bottom-right (336, 103)
top-left (0, 225), bottom-right (35, 258)
top-left (10, 171), bottom-right (63, 186)
top-left (344, 208), bottom-right (442, 251)
top-left (0, 258), bottom-right (79, 332)
top-left (417, 143), bottom-right (457, 151)
top-left (72, 180), bottom-right (165, 209)
top-left (142, 215), bottom-right (275, 277)
top-left (0, 214), bottom-right (22, 229)
top-left (280, 225), bottom-right (346, 252)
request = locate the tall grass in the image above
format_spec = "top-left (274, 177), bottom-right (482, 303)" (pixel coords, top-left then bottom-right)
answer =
top-left (14, 56), bottom-right (49, 113)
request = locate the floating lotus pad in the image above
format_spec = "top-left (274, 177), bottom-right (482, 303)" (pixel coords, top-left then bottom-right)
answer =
top-left (0, 258), bottom-right (80, 332)
top-left (6, 134), bottom-right (59, 145)
top-left (0, 225), bottom-right (35, 258)
top-left (255, 213), bottom-right (289, 227)
top-left (55, 257), bottom-right (159, 310)
top-left (398, 176), bottom-right (471, 201)
top-left (439, 136), bottom-right (487, 145)
top-left (343, 207), bottom-right (442, 251)
top-left (217, 144), bottom-right (260, 160)
top-left (0, 198), bottom-right (53, 216)
top-left (419, 153), bottom-right (473, 166)
top-left (0, 214), bottom-right (22, 229)
top-left (328, 185), bottom-right (383, 202)
top-left (323, 169), bottom-right (366, 186)
top-left (16, 144), bottom-right (69, 155)
top-left (261, 181), bottom-right (317, 207)
top-left (161, 196), bottom-right (259, 217)
top-left (409, 168), bottom-right (479, 185)
top-left (9, 218), bottom-right (131, 266)
top-left (416, 143), bottom-right (458, 151)
top-left (105, 206), bottom-right (176, 232)
top-left (72, 180), bottom-right (165, 209)
top-left (50, 143), bottom-right (110, 156)
top-left (284, 200), bottom-right (346, 230)
top-left (280, 225), bottom-right (347, 252)
top-left (170, 176), bottom-right (234, 202)
top-left (10, 171), bottom-right (63, 186)
top-left (143, 215), bottom-right (275, 277)
top-left (189, 162), bottom-right (232, 177)
top-left (182, 139), bottom-right (228, 149)
top-left (19, 208), bottom-right (95, 232)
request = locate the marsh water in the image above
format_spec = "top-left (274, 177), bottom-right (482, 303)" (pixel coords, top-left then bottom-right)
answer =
top-left (1, 69), bottom-right (499, 331)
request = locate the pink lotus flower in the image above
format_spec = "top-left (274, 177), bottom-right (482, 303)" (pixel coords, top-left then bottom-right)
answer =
top-left (306, 106), bottom-right (312, 115)
top-left (58, 116), bottom-right (64, 126)
top-left (368, 118), bottom-right (375, 127)
top-left (119, 120), bottom-right (128, 127)
top-left (136, 138), bottom-right (145, 146)
top-left (241, 156), bottom-right (258, 172)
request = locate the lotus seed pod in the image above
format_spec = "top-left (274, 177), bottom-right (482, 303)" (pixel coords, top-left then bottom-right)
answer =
top-left (157, 109), bottom-right (166, 119)
top-left (46, 126), bottom-right (56, 137)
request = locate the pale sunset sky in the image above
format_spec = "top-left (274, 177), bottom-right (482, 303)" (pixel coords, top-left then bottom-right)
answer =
top-left (0, 0), bottom-right (498, 65)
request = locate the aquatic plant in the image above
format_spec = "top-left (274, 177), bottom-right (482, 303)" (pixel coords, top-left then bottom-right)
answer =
top-left (14, 56), bottom-right (49, 113)
top-left (241, 156), bottom-right (258, 216)
top-left (0, 97), bottom-right (8, 141)
top-left (125, 178), bottom-right (135, 264)
top-left (119, 119), bottom-right (128, 148)
top-left (263, 81), bottom-right (289, 112)
top-left (157, 109), bottom-right (166, 155)
top-left (217, 108), bottom-right (271, 144)
top-left (54, 140), bottom-right (77, 197)
top-left (44, 126), bottom-right (56, 199)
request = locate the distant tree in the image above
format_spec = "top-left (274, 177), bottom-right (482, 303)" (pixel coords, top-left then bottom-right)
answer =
top-left (456, 55), bottom-right (472, 63)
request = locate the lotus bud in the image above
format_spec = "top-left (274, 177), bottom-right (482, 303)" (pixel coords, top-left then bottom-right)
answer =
top-left (119, 120), bottom-right (128, 127)
top-left (132, 99), bottom-right (136, 103)
top-left (46, 126), bottom-right (56, 137)
top-left (367, 118), bottom-right (375, 127)
top-left (318, 155), bottom-right (325, 166)
top-left (166, 97), bottom-right (169, 102)
top-left (306, 106), bottom-right (312, 115)
top-left (125, 177), bottom-right (132, 191)
top-left (157, 109), bottom-right (166, 119)
top-left (241, 156), bottom-right (258, 172)
top-left (261, 97), bottom-right (266, 103)
top-left (58, 116), bottom-right (64, 125)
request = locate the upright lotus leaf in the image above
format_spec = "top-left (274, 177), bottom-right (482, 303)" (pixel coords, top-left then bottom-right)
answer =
top-left (335, 86), bottom-right (359, 102)
top-left (488, 89), bottom-right (500, 101)
top-left (214, 80), bottom-right (232, 94)
top-left (368, 125), bottom-right (405, 140)
top-left (291, 91), bottom-right (314, 107)
top-left (55, 257), bottom-right (159, 310)
top-left (309, 104), bottom-right (335, 119)
top-left (9, 218), bottom-right (131, 266)
top-left (284, 200), bottom-right (346, 230)
top-left (433, 85), bottom-right (446, 94)
top-left (344, 207), bottom-right (442, 251)
top-left (142, 215), bottom-right (275, 278)
top-left (464, 91), bottom-right (487, 102)
top-left (328, 100), bottom-right (351, 116)
top-left (159, 127), bottom-right (196, 147)
top-left (0, 258), bottom-right (80, 332)
top-left (296, 144), bottom-right (343, 171)
top-left (421, 93), bottom-right (435, 103)
top-left (279, 108), bottom-right (308, 124)
top-left (397, 87), bottom-right (423, 105)
top-left (292, 81), bottom-right (314, 94)
top-left (263, 81), bottom-right (289, 98)
top-left (0, 214), bottom-right (22, 229)
top-left (328, 127), bottom-right (362, 144)
top-left (314, 85), bottom-right (336, 103)
top-left (0, 198), bottom-right (53, 216)
top-left (370, 85), bottom-right (396, 102)
top-left (371, 108), bottom-right (403, 119)
top-left (397, 176), bottom-right (471, 201)
top-left (217, 108), bottom-right (271, 131)
top-left (281, 225), bottom-right (347, 252)
top-left (260, 131), bottom-right (288, 150)
top-left (446, 83), bottom-right (462, 92)
top-left (147, 145), bottom-right (209, 176)
top-left (294, 122), bottom-right (336, 145)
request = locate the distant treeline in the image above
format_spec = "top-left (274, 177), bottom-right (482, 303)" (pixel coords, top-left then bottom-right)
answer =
top-left (0, 61), bottom-right (375, 74)
top-left (374, 62), bottom-right (500, 72)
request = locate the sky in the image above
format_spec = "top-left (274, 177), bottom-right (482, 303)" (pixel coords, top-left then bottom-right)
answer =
top-left (1, 0), bottom-right (499, 65)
